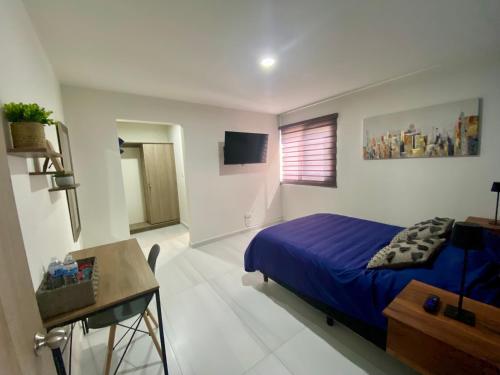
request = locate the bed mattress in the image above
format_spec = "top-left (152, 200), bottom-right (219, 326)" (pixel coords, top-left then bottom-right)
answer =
top-left (244, 213), bottom-right (500, 329)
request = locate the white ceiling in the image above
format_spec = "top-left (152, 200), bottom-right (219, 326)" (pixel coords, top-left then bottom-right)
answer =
top-left (23, 0), bottom-right (500, 114)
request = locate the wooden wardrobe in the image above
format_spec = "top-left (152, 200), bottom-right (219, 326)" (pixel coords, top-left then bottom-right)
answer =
top-left (125, 142), bottom-right (180, 229)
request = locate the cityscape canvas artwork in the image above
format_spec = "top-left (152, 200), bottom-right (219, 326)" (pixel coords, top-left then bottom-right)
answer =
top-left (363, 98), bottom-right (480, 160)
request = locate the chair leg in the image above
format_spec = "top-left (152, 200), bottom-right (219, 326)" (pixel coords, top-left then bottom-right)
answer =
top-left (146, 308), bottom-right (159, 328)
top-left (113, 316), bottom-right (143, 375)
top-left (105, 325), bottom-right (116, 375)
top-left (143, 313), bottom-right (162, 359)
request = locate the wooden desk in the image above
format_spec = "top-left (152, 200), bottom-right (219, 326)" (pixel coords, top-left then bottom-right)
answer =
top-left (43, 239), bottom-right (168, 375)
top-left (383, 280), bottom-right (500, 375)
top-left (466, 216), bottom-right (500, 235)
top-left (44, 239), bottom-right (158, 329)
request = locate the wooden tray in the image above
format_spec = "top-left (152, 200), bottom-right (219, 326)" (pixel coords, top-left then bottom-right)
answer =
top-left (36, 257), bottom-right (99, 320)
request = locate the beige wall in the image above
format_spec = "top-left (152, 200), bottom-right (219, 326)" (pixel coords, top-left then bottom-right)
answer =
top-left (279, 57), bottom-right (500, 226)
top-left (62, 86), bottom-right (282, 247)
top-left (0, 0), bottom-right (78, 287)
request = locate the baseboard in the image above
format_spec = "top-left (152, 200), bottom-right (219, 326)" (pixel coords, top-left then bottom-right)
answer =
top-left (190, 217), bottom-right (283, 248)
top-left (129, 220), bottom-right (180, 234)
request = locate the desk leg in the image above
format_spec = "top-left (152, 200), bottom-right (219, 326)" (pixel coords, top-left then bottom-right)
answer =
top-left (51, 348), bottom-right (67, 375)
top-left (155, 290), bottom-right (169, 375)
top-left (68, 323), bottom-right (73, 375)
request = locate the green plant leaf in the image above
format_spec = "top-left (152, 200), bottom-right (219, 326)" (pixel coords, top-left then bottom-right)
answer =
top-left (3, 102), bottom-right (56, 125)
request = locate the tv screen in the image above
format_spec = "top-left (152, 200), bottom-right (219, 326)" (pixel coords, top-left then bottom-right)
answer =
top-left (224, 131), bottom-right (268, 165)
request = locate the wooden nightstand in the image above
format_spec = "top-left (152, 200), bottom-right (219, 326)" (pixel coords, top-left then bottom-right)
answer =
top-left (383, 280), bottom-right (500, 375)
top-left (466, 216), bottom-right (500, 234)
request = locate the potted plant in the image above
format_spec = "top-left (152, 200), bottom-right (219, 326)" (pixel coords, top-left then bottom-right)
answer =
top-left (3, 102), bottom-right (56, 149)
top-left (54, 171), bottom-right (74, 187)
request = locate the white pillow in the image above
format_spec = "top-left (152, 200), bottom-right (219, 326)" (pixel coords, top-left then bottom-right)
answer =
top-left (367, 237), bottom-right (445, 269)
top-left (391, 217), bottom-right (454, 243)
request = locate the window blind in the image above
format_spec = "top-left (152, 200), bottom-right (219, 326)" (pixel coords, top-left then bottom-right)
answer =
top-left (280, 113), bottom-right (338, 187)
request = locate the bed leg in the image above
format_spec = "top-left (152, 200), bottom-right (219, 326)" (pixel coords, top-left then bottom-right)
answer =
top-left (263, 275), bottom-right (269, 282)
top-left (326, 316), bottom-right (335, 326)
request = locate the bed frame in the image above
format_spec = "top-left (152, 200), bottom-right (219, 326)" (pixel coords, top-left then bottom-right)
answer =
top-left (263, 274), bottom-right (387, 349)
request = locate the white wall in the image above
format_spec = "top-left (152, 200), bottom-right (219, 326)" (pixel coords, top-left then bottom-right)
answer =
top-left (0, 0), bottom-right (78, 287)
top-left (117, 122), bottom-right (170, 226)
top-left (166, 124), bottom-right (190, 227)
top-left (279, 58), bottom-right (500, 227)
top-left (117, 121), bottom-right (190, 226)
top-left (62, 86), bottom-right (281, 247)
top-left (117, 121), bottom-right (171, 143)
top-left (120, 147), bottom-right (147, 224)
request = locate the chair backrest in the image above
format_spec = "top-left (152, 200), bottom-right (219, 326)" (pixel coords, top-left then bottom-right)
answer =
top-left (148, 244), bottom-right (160, 274)
top-left (87, 293), bottom-right (154, 329)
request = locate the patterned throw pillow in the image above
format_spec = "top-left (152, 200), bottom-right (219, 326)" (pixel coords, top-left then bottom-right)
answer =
top-left (367, 237), bottom-right (445, 269)
top-left (391, 217), bottom-right (454, 243)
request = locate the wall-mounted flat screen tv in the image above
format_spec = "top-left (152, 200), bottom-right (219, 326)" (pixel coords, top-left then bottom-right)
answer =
top-left (224, 131), bottom-right (268, 164)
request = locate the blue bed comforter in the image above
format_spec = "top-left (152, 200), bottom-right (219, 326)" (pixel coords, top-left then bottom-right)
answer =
top-left (244, 214), bottom-right (500, 330)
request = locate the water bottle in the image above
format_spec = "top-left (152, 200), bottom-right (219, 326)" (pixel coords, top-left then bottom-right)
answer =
top-left (48, 257), bottom-right (64, 289)
top-left (63, 254), bottom-right (78, 285)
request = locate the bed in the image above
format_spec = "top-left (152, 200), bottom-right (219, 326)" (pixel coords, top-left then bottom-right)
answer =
top-left (244, 214), bottom-right (500, 347)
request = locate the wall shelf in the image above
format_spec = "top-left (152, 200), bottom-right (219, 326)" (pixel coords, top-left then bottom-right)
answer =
top-left (8, 147), bottom-right (62, 158)
top-left (48, 184), bottom-right (80, 192)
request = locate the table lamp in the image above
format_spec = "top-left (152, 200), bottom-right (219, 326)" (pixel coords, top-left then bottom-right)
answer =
top-left (444, 222), bottom-right (483, 326)
top-left (492, 182), bottom-right (500, 226)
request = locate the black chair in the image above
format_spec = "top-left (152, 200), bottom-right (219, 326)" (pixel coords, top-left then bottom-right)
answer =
top-left (86, 244), bottom-right (161, 375)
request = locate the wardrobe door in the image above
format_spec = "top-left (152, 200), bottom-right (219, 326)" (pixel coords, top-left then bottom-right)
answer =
top-left (142, 143), bottom-right (180, 224)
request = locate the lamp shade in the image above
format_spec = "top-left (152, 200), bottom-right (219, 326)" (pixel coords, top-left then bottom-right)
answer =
top-left (492, 182), bottom-right (500, 193)
top-left (451, 222), bottom-right (483, 250)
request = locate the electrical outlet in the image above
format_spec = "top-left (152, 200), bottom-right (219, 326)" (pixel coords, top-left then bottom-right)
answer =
top-left (244, 213), bottom-right (252, 227)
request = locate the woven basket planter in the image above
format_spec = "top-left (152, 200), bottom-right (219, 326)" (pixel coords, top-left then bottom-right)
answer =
top-left (10, 122), bottom-right (46, 148)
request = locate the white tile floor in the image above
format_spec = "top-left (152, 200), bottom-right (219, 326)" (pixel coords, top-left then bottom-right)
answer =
top-left (75, 225), bottom-right (417, 375)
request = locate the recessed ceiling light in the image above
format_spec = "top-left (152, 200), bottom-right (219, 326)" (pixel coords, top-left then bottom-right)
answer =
top-left (259, 57), bottom-right (276, 69)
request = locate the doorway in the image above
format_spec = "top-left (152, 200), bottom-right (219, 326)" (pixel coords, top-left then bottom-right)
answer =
top-left (117, 120), bottom-right (189, 234)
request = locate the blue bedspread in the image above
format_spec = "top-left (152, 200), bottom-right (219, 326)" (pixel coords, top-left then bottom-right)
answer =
top-left (244, 214), bottom-right (500, 330)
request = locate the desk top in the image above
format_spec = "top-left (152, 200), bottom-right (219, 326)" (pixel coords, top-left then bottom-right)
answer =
top-left (43, 239), bottom-right (159, 329)
top-left (383, 280), bottom-right (500, 367)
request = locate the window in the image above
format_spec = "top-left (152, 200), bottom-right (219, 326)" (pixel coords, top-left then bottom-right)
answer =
top-left (280, 113), bottom-right (338, 187)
